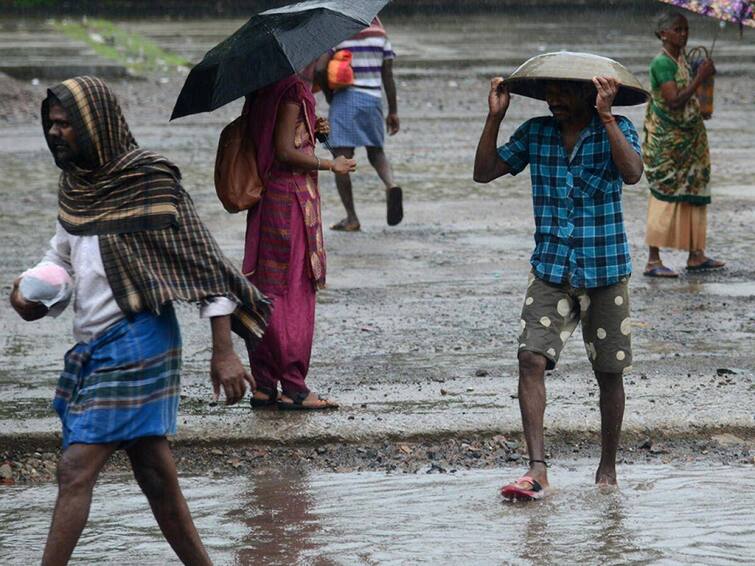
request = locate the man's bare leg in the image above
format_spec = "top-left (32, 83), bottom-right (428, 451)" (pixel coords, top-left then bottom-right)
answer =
top-left (126, 436), bottom-right (211, 566)
top-left (42, 442), bottom-right (118, 566)
top-left (595, 370), bottom-right (625, 486)
top-left (365, 146), bottom-right (396, 189)
top-left (514, 351), bottom-right (550, 490)
top-left (331, 147), bottom-right (360, 230)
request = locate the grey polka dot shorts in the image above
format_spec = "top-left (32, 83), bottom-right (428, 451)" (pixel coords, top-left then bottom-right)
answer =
top-left (518, 271), bottom-right (632, 373)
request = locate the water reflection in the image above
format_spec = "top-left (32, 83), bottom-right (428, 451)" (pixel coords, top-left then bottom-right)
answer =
top-left (502, 483), bottom-right (653, 565)
top-left (0, 463), bottom-right (753, 564)
top-left (233, 470), bottom-right (320, 566)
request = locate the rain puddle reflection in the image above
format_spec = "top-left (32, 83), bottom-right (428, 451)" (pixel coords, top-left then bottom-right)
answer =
top-left (0, 462), bottom-right (752, 565)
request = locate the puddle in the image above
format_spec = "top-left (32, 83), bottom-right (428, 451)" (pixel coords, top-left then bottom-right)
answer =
top-left (688, 281), bottom-right (755, 297)
top-left (0, 463), bottom-right (752, 565)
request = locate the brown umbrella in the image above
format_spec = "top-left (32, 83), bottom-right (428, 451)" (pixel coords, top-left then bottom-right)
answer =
top-left (502, 51), bottom-right (649, 106)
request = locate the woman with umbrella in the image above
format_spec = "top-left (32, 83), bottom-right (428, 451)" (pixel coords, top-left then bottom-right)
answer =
top-left (642, 11), bottom-right (724, 277)
top-left (242, 74), bottom-right (356, 410)
top-left (170, 1), bottom-right (386, 409)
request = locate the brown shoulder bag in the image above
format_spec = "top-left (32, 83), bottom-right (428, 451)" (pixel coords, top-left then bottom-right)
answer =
top-left (214, 113), bottom-right (264, 213)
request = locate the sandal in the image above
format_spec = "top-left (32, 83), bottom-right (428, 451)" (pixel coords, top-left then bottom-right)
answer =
top-left (686, 258), bottom-right (725, 271)
top-left (277, 390), bottom-right (339, 411)
top-left (386, 186), bottom-right (403, 226)
top-left (643, 262), bottom-right (678, 278)
top-left (500, 475), bottom-right (545, 501)
top-left (250, 386), bottom-right (279, 409)
top-left (330, 218), bottom-right (360, 232)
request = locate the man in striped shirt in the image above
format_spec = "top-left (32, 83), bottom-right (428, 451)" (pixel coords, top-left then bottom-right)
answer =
top-left (320, 17), bottom-right (403, 231)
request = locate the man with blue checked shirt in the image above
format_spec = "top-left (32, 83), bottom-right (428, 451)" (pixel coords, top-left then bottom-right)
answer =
top-left (474, 74), bottom-right (643, 501)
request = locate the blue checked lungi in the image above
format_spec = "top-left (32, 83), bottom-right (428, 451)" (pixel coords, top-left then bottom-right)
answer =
top-left (328, 88), bottom-right (385, 148)
top-left (53, 306), bottom-right (181, 449)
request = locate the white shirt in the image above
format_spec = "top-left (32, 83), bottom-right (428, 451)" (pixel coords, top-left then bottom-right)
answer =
top-left (37, 221), bottom-right (237, 343)
top-left (334, 34), bottom-right (395, 98)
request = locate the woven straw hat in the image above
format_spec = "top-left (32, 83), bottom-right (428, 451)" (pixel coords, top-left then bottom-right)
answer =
top-left (502, 51), bottom-right (649, 106)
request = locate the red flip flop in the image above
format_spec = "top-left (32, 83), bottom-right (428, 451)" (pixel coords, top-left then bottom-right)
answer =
top-left (500, 476), bottom-right (545, 501)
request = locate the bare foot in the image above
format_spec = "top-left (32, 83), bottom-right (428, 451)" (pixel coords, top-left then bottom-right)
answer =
top-left (595, 466), bottom-right (618, 486)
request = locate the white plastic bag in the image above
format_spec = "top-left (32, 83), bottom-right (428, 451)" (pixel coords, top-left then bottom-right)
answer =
top-left (19, 262), bottom-right (73, 317)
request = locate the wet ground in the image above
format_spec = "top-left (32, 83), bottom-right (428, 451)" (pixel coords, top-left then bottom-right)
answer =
top-left (0, 8), bottom-right (753, 563)
top-left (1, 462), bottom-right (754, 564)
top-left (1, 10), bottom-right (752, 447)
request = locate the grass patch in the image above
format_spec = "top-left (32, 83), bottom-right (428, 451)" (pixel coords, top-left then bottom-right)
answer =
top-left (52, 17), bottom-right (190, 75)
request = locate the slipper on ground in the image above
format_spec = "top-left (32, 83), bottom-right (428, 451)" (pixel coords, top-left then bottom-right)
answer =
top-left (330, 219), bottom-right (360, 232)
top-left (387, 186), bottom-right (403, 226)
top-left (686, 258), bottom-right (725, 271)
top-left (643, 265), bottom-right (679, 278)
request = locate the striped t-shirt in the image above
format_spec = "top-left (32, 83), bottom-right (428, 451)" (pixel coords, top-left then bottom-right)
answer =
top-left (333, 30), bottom-right (396, 98)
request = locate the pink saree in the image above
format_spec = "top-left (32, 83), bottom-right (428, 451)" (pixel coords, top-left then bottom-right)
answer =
top-left (242, 75), bottom-right (326, 396)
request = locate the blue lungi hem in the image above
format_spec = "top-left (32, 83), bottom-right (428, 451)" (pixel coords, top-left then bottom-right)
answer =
top-left (53, 306), bottom-right (181, 450)
top-left (328, 88), bottom-right (385, 148)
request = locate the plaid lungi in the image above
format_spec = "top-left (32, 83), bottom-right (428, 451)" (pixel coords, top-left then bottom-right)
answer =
top-left (328, 88), bottom-right (385, 148)
top-left (53, 306), bottom-right (181, 449)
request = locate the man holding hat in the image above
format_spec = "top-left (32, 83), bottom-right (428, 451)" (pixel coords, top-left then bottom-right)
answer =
top-left (473, 55), bottom-right (644, 501)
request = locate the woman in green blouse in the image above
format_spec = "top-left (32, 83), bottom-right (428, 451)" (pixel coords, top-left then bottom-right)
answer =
top-left (642, 11), bottom-right (724, 277)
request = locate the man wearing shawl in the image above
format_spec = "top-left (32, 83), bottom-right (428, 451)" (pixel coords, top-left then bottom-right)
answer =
top-left (10, 76), bottom-right (270, 565)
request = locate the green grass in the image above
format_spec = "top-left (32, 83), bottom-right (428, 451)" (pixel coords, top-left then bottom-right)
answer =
top-left (52, 18), bottom-right (190, 75)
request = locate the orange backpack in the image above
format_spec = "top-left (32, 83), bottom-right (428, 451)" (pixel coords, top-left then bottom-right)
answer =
top-left (327, 50), bottom-right (354, 91)
top-left (214, 113), bottom-right (264, 213)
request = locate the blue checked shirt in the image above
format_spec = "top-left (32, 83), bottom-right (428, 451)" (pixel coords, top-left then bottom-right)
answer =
top-left (498, 114), bottom-right (640, 289)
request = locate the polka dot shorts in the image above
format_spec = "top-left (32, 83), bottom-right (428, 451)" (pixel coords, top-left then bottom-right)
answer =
top-left (518, 271), bottom-right (632, 373)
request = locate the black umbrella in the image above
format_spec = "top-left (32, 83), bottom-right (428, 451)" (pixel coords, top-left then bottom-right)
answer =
top-left (170, 0), bottom-right (390, 120)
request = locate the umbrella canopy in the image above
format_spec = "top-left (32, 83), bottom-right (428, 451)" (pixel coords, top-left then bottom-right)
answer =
top-left (658, 0), bottom-right (754, 28)
top-left (501, 51), bottom-right (649, 106)
top-left (171, 0), bottom-right (390, 120)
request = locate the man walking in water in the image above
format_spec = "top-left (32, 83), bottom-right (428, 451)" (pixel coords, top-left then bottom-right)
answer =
top-left (320, 17), bottom-right (403, 231)
top-left (474, 71), bottom-right (643, 500)
top-left (10, 76), bottom-right (269, 563)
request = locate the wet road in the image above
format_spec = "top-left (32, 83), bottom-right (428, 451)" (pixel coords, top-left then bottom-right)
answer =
top-left (0, 10), bottom-right (753, 445)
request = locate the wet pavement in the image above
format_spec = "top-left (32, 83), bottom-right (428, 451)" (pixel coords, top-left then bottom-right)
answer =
top-left (1, 10), bottom-right (753, 449)
top-left (1, 461), bottom-right (753, 564)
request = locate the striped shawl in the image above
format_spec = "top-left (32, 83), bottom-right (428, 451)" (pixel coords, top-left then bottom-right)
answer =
top-left (43, 76), bottom-right (269, 345)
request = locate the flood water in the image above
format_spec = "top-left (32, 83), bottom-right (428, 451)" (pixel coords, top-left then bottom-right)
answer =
top-left (1, 462), bottom-right (753, 565)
